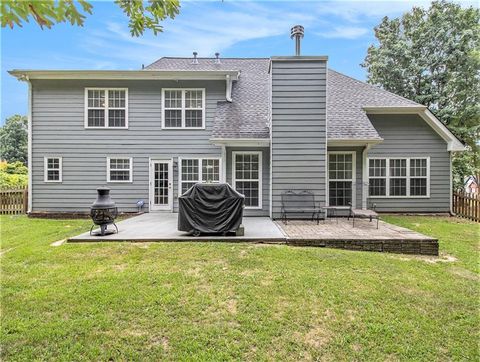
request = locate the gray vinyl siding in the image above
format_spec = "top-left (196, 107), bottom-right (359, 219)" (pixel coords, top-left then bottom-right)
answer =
top-left (226, 147), bottom-right (270, 216)
top-left (31, 79), bottom-right (224, 213)
top-left (270, 58), bottom-right (327, 218)
top-left (327, 146), bottom-right (364, 212)
top-left (367, 114), bottom-right (450, 212)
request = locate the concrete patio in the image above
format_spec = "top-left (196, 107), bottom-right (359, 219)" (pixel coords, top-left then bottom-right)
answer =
top-left (68, 213), bottom-right (286, 243)
top-left (68, 213), bottom-right (438, 255)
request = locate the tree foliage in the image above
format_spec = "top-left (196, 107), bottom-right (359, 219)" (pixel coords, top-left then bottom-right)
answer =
top-left (362, 0), bottom-right (480, 181)
top-left (0, 115), bottom-right (28, 165)
top-left (1, 0), bottom-right (180, 36)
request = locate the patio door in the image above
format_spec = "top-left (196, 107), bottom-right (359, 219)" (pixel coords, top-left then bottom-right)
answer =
top-left (149, 160), bottom-right (173, 211)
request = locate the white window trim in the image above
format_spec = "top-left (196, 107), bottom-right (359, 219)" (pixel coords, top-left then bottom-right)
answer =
top-left (367, 157), bottom-right (430, 198)
top-left (84, 88), bottom-right (129, 129)
top-left (232, 151), bottom-right (263, 210)
top-left (44, 156), bottom-right (62, 183)
top-left (178, 157), bottom-right (223, 196)
top-left (326, 151), bottom-right (356, 208)
top-left (161, 88), bottom-right (206, 130)
top-left (106, 157), bottom-right (133, 183)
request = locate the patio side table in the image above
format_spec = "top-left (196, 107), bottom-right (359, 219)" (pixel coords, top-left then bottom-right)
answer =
top-left (321, 206), bottom-right (342, 223)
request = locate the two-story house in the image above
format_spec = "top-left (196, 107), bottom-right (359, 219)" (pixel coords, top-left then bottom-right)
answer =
top-left (9, 35), bottom-right (464, 218)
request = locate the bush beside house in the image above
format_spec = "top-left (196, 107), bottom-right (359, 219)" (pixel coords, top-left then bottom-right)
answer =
top-left (0, 161), bottom-right (28, 189)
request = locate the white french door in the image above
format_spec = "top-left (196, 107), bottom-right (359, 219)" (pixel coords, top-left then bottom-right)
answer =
top-left (149, 160), bottom-right (173, 211)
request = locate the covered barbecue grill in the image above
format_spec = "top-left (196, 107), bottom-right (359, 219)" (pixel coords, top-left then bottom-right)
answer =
top-left (178, 183), bottom-right (245, 236)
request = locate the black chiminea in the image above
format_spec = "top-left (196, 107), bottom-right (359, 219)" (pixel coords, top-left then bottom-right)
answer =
top-left (90, 187), bottom-right (118, 236)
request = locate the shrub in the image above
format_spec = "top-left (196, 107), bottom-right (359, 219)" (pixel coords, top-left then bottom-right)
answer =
top-left (0, 161), bottom-right (28, 189)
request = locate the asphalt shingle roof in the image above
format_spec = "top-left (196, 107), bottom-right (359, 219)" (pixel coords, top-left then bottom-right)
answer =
top-left (327, 69), bottom-right (419, 140)
top-left (146, 57), bottom-right (270, 139)
top-left (146, 57), bottom-right (422, 140)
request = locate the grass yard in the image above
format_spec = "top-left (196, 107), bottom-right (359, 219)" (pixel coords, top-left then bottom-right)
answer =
top-left (1, 215), bottom-right (479, 361)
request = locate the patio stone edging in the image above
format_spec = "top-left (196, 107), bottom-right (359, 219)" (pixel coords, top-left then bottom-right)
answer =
top-left (286, 238), bottom-right (439, 256)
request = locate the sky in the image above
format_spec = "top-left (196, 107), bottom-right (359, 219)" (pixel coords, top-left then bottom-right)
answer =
top-left (0, 0), bottom-right (476, 123)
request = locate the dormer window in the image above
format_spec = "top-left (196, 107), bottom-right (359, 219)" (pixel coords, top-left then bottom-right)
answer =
top-left (162, 88), bottom-right (205, 129)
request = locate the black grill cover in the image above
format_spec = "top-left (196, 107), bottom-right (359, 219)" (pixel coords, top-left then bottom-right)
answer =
top-left (178, 183), bottom-right (245, 234)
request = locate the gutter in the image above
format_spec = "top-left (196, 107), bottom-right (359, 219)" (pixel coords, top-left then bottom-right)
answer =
top-left (8, 69), bottom-right (241, 81)
top-left (327, 138), bottom-right (383, 147)
top-left (210, 138), bottom-right (270, 147)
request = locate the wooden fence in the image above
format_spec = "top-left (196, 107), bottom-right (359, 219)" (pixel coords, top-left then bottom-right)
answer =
top-left (0, 187), bottom-right (28, 215)
top-left (453, 192), bottom-right (480, 222)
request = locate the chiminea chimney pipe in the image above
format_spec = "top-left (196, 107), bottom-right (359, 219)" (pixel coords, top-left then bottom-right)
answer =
top-left (290, 25), bottom-right (304, 56)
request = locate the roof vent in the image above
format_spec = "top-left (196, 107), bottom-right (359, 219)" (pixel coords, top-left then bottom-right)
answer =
top-left (214, 52), bottom-right (221, 64)
top-left (192, 51), bottom-right (199, 64)
top-left (290, 25), bottom-right (304, 56)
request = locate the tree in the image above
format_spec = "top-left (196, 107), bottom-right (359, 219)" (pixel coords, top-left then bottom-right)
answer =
top-left (0, 115), bottom-right (28, 165)
top-left (1, 0), bottom-right (180, 36)
top-left (362, 0), bottom-right (480, 182)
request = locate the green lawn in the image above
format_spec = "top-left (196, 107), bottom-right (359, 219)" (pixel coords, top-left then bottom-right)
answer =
top-left (1, 215), bottom-right (479, 361)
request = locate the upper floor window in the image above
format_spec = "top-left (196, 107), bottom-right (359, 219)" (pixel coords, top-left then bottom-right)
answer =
top-left (44, 157), bottom-right (62, 182)
top-left (107, 157), bottom-right (132, 182)
top-left (162, 89), bottom-right (205, 129)
top-left (368, 157), bottom-right (429, 197)
top-left (85, 88), bottom-right (128, 129)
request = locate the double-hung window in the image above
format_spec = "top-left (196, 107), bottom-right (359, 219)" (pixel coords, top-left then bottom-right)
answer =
top-left (44, 157), bottom-right (62, 182)
top-left (233, 152), bottom-right (262, 209)
top-left (107, 157), bottom-right (132, 182)
top-left (85, 88), bottom-right (128, 128)
top-left (410, 158), bottom-right (428, 196)
top-left (179, 158), bottom-right (221, 194)
top-left (163, 89), bottom-right (205, 129)
top-left (389, 159), bottom-right (407, 196)
top-left (328, 152), bottom-right (355, 206)
top-left (368, 159), bottom-right (386, 196)
top-left (368, 157), bottom-right (429, 197)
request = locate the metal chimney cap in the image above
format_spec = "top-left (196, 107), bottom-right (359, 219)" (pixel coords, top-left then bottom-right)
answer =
top-left (214, 52), bottom-right (221, 64)
top-left (290, 25), bottom-right (305, 39)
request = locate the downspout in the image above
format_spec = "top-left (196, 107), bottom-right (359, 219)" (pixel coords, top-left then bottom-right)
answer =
top-left (449, 151), bottom-right (454, 215)
top-left (362, 143), bottom-right (372, 210)
top-left (223, 75), bottom-right (232, 187)
top-left (221, 145), bottom-right (227, 183)
top-left (225, 75), bottom-right (233, 102)
top-left (268, 62), bottom-right (273, 219)
top-left (27, 78), bottom-right (32, 213)
top-left (324, 62), bottom-right (329, 207)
